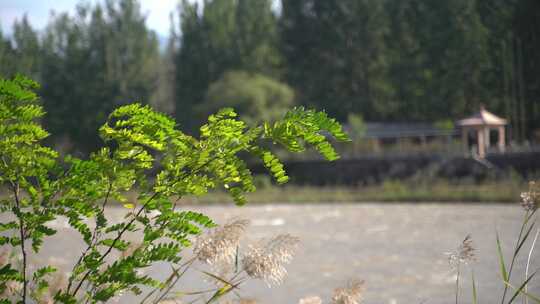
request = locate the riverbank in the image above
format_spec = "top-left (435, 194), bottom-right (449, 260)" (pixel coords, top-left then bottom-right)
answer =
top-left (180, 179), bottom-right (525, 204)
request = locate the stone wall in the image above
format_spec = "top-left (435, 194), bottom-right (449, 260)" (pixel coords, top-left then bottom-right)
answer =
top-left (251, 152), bottom-right (540, 186)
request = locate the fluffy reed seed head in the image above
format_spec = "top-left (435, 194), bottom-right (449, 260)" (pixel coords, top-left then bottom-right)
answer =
top-left (520, 181), bottom-right (539, 212)
top-left (331, 280), bottom-right (365, 304)
top-left (242, 234), bottom-right (300, 286)
top-left (447, 234), bottom-right (476, 268)
top-left (193, 219), bottom-right (250, 265)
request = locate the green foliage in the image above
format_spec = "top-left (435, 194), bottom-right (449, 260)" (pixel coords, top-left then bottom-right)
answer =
top-left (347, 113), bottom-right (367, 140)
top-left (12, 16), bottom-right (42, 80)
top-left (280, 0), bottom-right (395, 121)
top-left (0, 16), bottom-right (40, 80)
top-left (263, 107), bottom-right (350, 161)
top-left (279, 0), bottom-right (540, 140)
top-left (0, 75), bottom-right (349, 303)
top-left (203, 70), bottom-right (294, 125)
top-left (434, 119), bottom-right (455, 132)
top-left (175, 0), bottom-right (282, 132)
top-left (2, 0), bottom-right (540, 149)
top-left (0, 29), bottom-right (16, 78)
top-left (39, 0), bottom-right (160, 153)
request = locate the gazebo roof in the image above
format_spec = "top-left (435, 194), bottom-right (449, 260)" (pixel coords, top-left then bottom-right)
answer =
top-left (457, 106), bottom-right (507, 127)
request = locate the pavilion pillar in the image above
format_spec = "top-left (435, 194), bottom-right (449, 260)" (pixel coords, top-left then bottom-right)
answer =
top-left (477, 128), bottom-right (485, 158)
top-left (498, 126), bottom-right (506, 153)
top-left (462, 127), bottom-right (469, 156)
top-left (484, 127), bottom-right (491, 149)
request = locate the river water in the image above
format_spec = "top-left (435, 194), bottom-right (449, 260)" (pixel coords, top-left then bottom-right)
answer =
top-left (28, 203), bottom-right (540, 303)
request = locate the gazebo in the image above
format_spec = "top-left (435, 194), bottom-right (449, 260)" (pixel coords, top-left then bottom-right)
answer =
top-left (457, 106), bottom-right (507, 158)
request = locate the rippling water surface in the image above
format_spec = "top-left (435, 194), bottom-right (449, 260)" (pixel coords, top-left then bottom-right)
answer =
top-left (32, 203), bottom-right (540, 304)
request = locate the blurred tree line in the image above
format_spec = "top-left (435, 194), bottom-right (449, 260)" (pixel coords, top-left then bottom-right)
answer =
top-left (0, 0), bottom-right (539, 154)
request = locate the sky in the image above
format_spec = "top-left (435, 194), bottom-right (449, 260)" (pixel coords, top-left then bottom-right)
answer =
top-left (0, 0), bottom-right (189, 36)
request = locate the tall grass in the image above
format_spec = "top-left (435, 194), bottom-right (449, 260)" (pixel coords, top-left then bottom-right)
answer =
top-left (180, 179), bottom-right (525, 204)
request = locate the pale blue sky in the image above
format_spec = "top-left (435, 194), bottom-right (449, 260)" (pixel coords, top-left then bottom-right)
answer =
top-left (0, 0), bottom-right (189, 36)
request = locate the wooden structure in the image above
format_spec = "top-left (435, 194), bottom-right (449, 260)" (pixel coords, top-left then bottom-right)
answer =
top-left (457, 106), bottom-right (507, 158)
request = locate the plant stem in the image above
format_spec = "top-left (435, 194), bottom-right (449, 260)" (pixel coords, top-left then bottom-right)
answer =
top-left (72, 156), bottom-right (217, 299)
top-left (455, 264), bottom-right (460, 304)
top-left (151, 258), bottom-right (196, 304)
top-left (501, 211), bottom-right (532, 304)
top-left (140, 252), bottom-right (189, 303)
top-left (67, 182), bottom-right (113, 293)
top-left (70, 191), bottom-right (159, 297)
top-left (524, 228), bottom-right (539, 304)
top-left (12, 183), bottom-right (27, 303)
top-left (140, 200), bottom-right (184, 304)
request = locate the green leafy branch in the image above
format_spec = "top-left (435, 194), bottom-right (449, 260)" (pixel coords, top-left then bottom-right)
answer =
top-left (0, 75), bottom-right (349, 303)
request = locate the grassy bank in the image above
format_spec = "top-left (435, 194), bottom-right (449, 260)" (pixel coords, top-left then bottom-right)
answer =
top-left (180, 179), bottom-right (525, 204)
top-left (1, 180), bottom-right (524, 205)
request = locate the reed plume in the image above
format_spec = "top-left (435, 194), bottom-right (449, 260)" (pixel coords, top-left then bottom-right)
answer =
top-left (520, 181), bottom-right (539, 211)
top-left (447, 234), bottom-right (476, 268)
top-left (331, 280), bottom-right (365, 304)
top-left (242, 234), bottom-right (300, 286)
top-left (193, 219), bottom-right (250, 265)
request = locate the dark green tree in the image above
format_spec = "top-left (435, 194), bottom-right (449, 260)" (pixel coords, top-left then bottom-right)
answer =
top-left (12, 15), bottom-right (42, 80)
top-left (280, 0), bottom-right (395, 122)
top-left (385, 0), bottom-right (490, 121)
top-left (40, 0), bottom-right (160, 153)
top-left (41, 8), bottom-right (112, 153)
top-left (174, 0), bottom-right (281, 132)
top-left (478, 0), bottom-right (540, 142)
top-left (385, 0), bottom-right (431, 120)
top-left (102, 0), bottom-right (160, 104)
top-left (427, 0), bottom-right (489, 118)
top-left (0, 16), bottom-right (40, 79)
top-left (235, 0), bottom-right (282, 76)
top-left (0, 27), bottom-right (17, 77)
